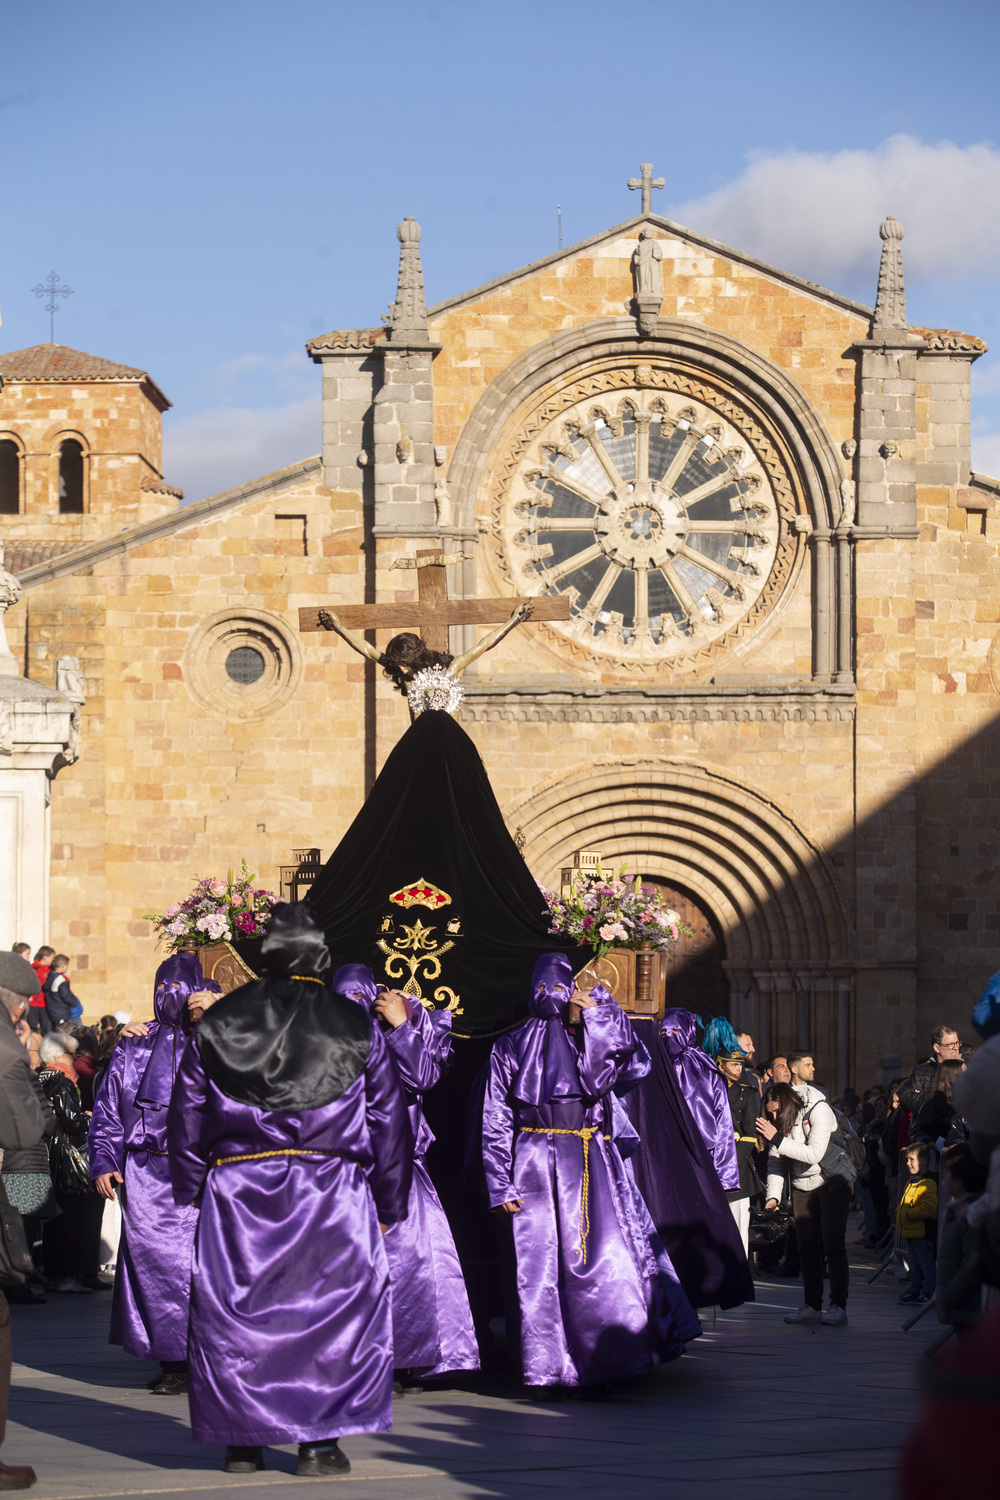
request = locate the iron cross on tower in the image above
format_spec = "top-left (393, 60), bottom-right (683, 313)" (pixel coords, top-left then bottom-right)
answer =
top-left (32, 271), bottom-right (73, 343)
top-left (628, 162), bottom-right (665, 215)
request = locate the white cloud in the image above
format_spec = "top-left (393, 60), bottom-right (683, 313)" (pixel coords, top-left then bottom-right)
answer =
top-left (972, 430), bottom-right (1000, 480)
top-left (670, 135), bottom-right (1000, 289)
top-left (210, 349), bottom-right (313, 394)
top-left (972, 362), bottom-right (1000, 398)
top-left (163, 395), bottom-right (320, 503)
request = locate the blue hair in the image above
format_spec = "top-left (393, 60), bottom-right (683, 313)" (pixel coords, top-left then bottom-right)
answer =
top-left (699, 1016), bottom-right (747, 1060)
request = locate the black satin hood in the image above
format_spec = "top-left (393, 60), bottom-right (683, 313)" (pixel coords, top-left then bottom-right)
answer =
top-left (195, 903), bottom-right (372, 1111)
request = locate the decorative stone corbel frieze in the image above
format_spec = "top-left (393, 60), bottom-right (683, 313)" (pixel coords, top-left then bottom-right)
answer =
top-left (459, 678), bottom-right (856, 724)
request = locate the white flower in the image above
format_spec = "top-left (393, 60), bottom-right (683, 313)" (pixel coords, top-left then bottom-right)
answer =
top-left (196, 912), bottom-right (230, 941)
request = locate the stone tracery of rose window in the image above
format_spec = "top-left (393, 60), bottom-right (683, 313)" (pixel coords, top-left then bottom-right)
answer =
top-left (496, 378), bottom-right (784, 665)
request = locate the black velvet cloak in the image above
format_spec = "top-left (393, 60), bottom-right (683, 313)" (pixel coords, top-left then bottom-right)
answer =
top-left (195, 902), bottom-right (372, 1112)
top-left (308, 712), bottom-right (567, 1038)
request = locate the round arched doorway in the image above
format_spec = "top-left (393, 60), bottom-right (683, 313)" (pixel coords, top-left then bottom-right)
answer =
top-left (642, 877), bottom-right (729, 1015)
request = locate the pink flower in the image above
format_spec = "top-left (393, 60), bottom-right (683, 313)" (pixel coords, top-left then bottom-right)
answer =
top-left (599, 921), bottom-right (627, 942)
top-left (208, 879), bottom-right (227, 897)
top-left (582, 916), bottom-right (595, 929)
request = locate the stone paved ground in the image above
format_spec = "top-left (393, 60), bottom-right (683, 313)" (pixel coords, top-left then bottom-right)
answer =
top-left (5, 1224), bottom-right (931, 1500)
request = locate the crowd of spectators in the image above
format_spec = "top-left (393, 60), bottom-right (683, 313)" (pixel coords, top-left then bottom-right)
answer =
top-left (715, 1017), bottom-right (1000, 1343)
top-left (1, 943), bottom-right (131, 1302)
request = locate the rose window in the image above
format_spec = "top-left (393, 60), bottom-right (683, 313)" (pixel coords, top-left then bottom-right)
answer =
top-left (500, 381), bottom-right (782, 663)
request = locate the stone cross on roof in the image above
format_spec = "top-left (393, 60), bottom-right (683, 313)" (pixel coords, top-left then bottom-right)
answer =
top-left (628, 162), bottom-right (665, 216)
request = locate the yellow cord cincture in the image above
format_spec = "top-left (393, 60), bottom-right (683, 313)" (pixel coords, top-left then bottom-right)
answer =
top-left (289, 975), bottom-right (324, 984)
top-left (210, 1147), bottom-right (343, 1168)
top-left (517, 1126), bottom-right (610, 1263)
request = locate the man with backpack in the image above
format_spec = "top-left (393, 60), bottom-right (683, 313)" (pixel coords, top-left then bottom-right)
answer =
top-left (757, 1051), bottom-right (855, 1327)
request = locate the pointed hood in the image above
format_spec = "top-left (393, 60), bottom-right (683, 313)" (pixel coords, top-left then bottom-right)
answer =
top-left (136, 952), bottom-right (218, 1110)
top-left (509, 953), bottom-right (584, 1107)
top-left (660, 1007), bottom-right (699, 1059)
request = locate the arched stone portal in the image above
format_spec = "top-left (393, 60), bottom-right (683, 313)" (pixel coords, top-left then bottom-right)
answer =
top-left (511, 759), bottom-right (856, 1088)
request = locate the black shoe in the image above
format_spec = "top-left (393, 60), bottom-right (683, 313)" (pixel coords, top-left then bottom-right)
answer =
top-left (224, 1447), bottom-right (264, 1474)
top-left (149, 1371), bottom-right (188, 1396)
top-left (0, 1461), bottom-right (36, 1490)
top-left (296, 1443), bottom-right (350, 1477)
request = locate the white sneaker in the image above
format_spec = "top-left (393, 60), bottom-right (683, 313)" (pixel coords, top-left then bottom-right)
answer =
top-left (51, 1278), bottom-right (93, 1294)
top-left (822, 1305), bottom-right (848, 1326)
top-left (783, 1305), bottom-right (822, 1324)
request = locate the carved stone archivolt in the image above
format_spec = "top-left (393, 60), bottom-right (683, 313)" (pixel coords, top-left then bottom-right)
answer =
top-left (484, 360), bottom-right (804, 674)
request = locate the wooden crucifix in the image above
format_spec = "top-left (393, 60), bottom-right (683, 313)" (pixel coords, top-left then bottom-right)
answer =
top-left (298, 549), bottom-right (570, 652)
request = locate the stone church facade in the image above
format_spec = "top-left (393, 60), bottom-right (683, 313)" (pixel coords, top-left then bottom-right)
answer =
top-left (2, 174), bottom-right (998, 1086)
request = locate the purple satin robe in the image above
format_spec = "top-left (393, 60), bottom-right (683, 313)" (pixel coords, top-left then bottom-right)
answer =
top-left (383, 1012), bottom-right (479, 1375)
top-left (482, 960), bottom-right (697, 1387)
top-left (168, 1020), bottom-right (411, 1447)
top-left (660, 1009), bottom-right (740, 1193)
top-left (332, 964), bottom-right (479, 1376)
top-left (88, 954), bottom-right (214, 1361)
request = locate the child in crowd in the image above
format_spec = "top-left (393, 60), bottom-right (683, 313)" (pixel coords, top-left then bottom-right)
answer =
top-left (27, 946), bottom-right (55, 1033)
top-left (897, 1141), bottom-right (938, 1305)
top-left (43, 957), bottom-right (84, 1027)
top-left (936, 1142), bottom-right (988, 1331)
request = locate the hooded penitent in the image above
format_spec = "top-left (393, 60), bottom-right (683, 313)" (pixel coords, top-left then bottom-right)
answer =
top-left (481, 952), bottom-right (699, 1386)
top-left (621, 1014), bottom-right (755, 1310)
top-left (307, 712), bottom-right (568, 1039)
top-left (88, 954), bottom-right (218, 1364)
top-left (167, 909), bottom-right (414, 1449)
top-left (659, 1008), bottom-right (740, 1194)
top-left (194, 903), bottom-right (372, 1112)
top-left (329, 962), bottom-right (480, 1378)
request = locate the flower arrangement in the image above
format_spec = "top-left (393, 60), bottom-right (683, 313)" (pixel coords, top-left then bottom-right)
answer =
top-left (541, 863), bottom-right (692, 962)
top-left (144, 861), bottom-right (276, 951)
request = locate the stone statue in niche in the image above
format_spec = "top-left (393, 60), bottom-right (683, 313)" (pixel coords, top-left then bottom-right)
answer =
top-left (631, 229), bottom-right (663, 297)
top-left (56, 656), bottom-right (86, 704)
top-left (631, 229), bottom-right (664, 337)
top-left (839, 478), bottom-right (856, 529)
top-left (434, 480), bottom-right (454, 528)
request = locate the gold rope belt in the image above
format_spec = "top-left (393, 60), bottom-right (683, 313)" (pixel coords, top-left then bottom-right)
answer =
top-left (210, 1148), bottom-right (353, 1169)
top-left (290, 976), bottom-right (324, 984)
top-left (737, 1135), bottom-right (758, 1144)
top-left (517, 1126), bottom-right (611, 1264)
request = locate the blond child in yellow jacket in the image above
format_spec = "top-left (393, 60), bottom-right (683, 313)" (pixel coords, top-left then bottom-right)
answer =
top-left (897, 1142), bottom-right (938, 1305)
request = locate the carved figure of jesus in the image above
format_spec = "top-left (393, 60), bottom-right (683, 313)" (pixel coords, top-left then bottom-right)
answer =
top-left (631, 229), bottom-right (663, 298)
top-left (317, 601), bottom-right (534, 718)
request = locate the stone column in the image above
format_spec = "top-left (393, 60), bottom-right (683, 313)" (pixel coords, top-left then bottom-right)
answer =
top-left (835, 971), bottom-right (855, 1094)
top-left (852, 216), bottom-right (920, 1073)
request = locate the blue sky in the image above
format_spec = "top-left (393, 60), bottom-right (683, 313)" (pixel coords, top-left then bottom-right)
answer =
top-left (1, 0), bottom-right (999, 500)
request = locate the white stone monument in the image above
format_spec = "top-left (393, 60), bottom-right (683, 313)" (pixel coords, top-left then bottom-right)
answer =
top-left (0, 537), bottom-right (83, 950)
